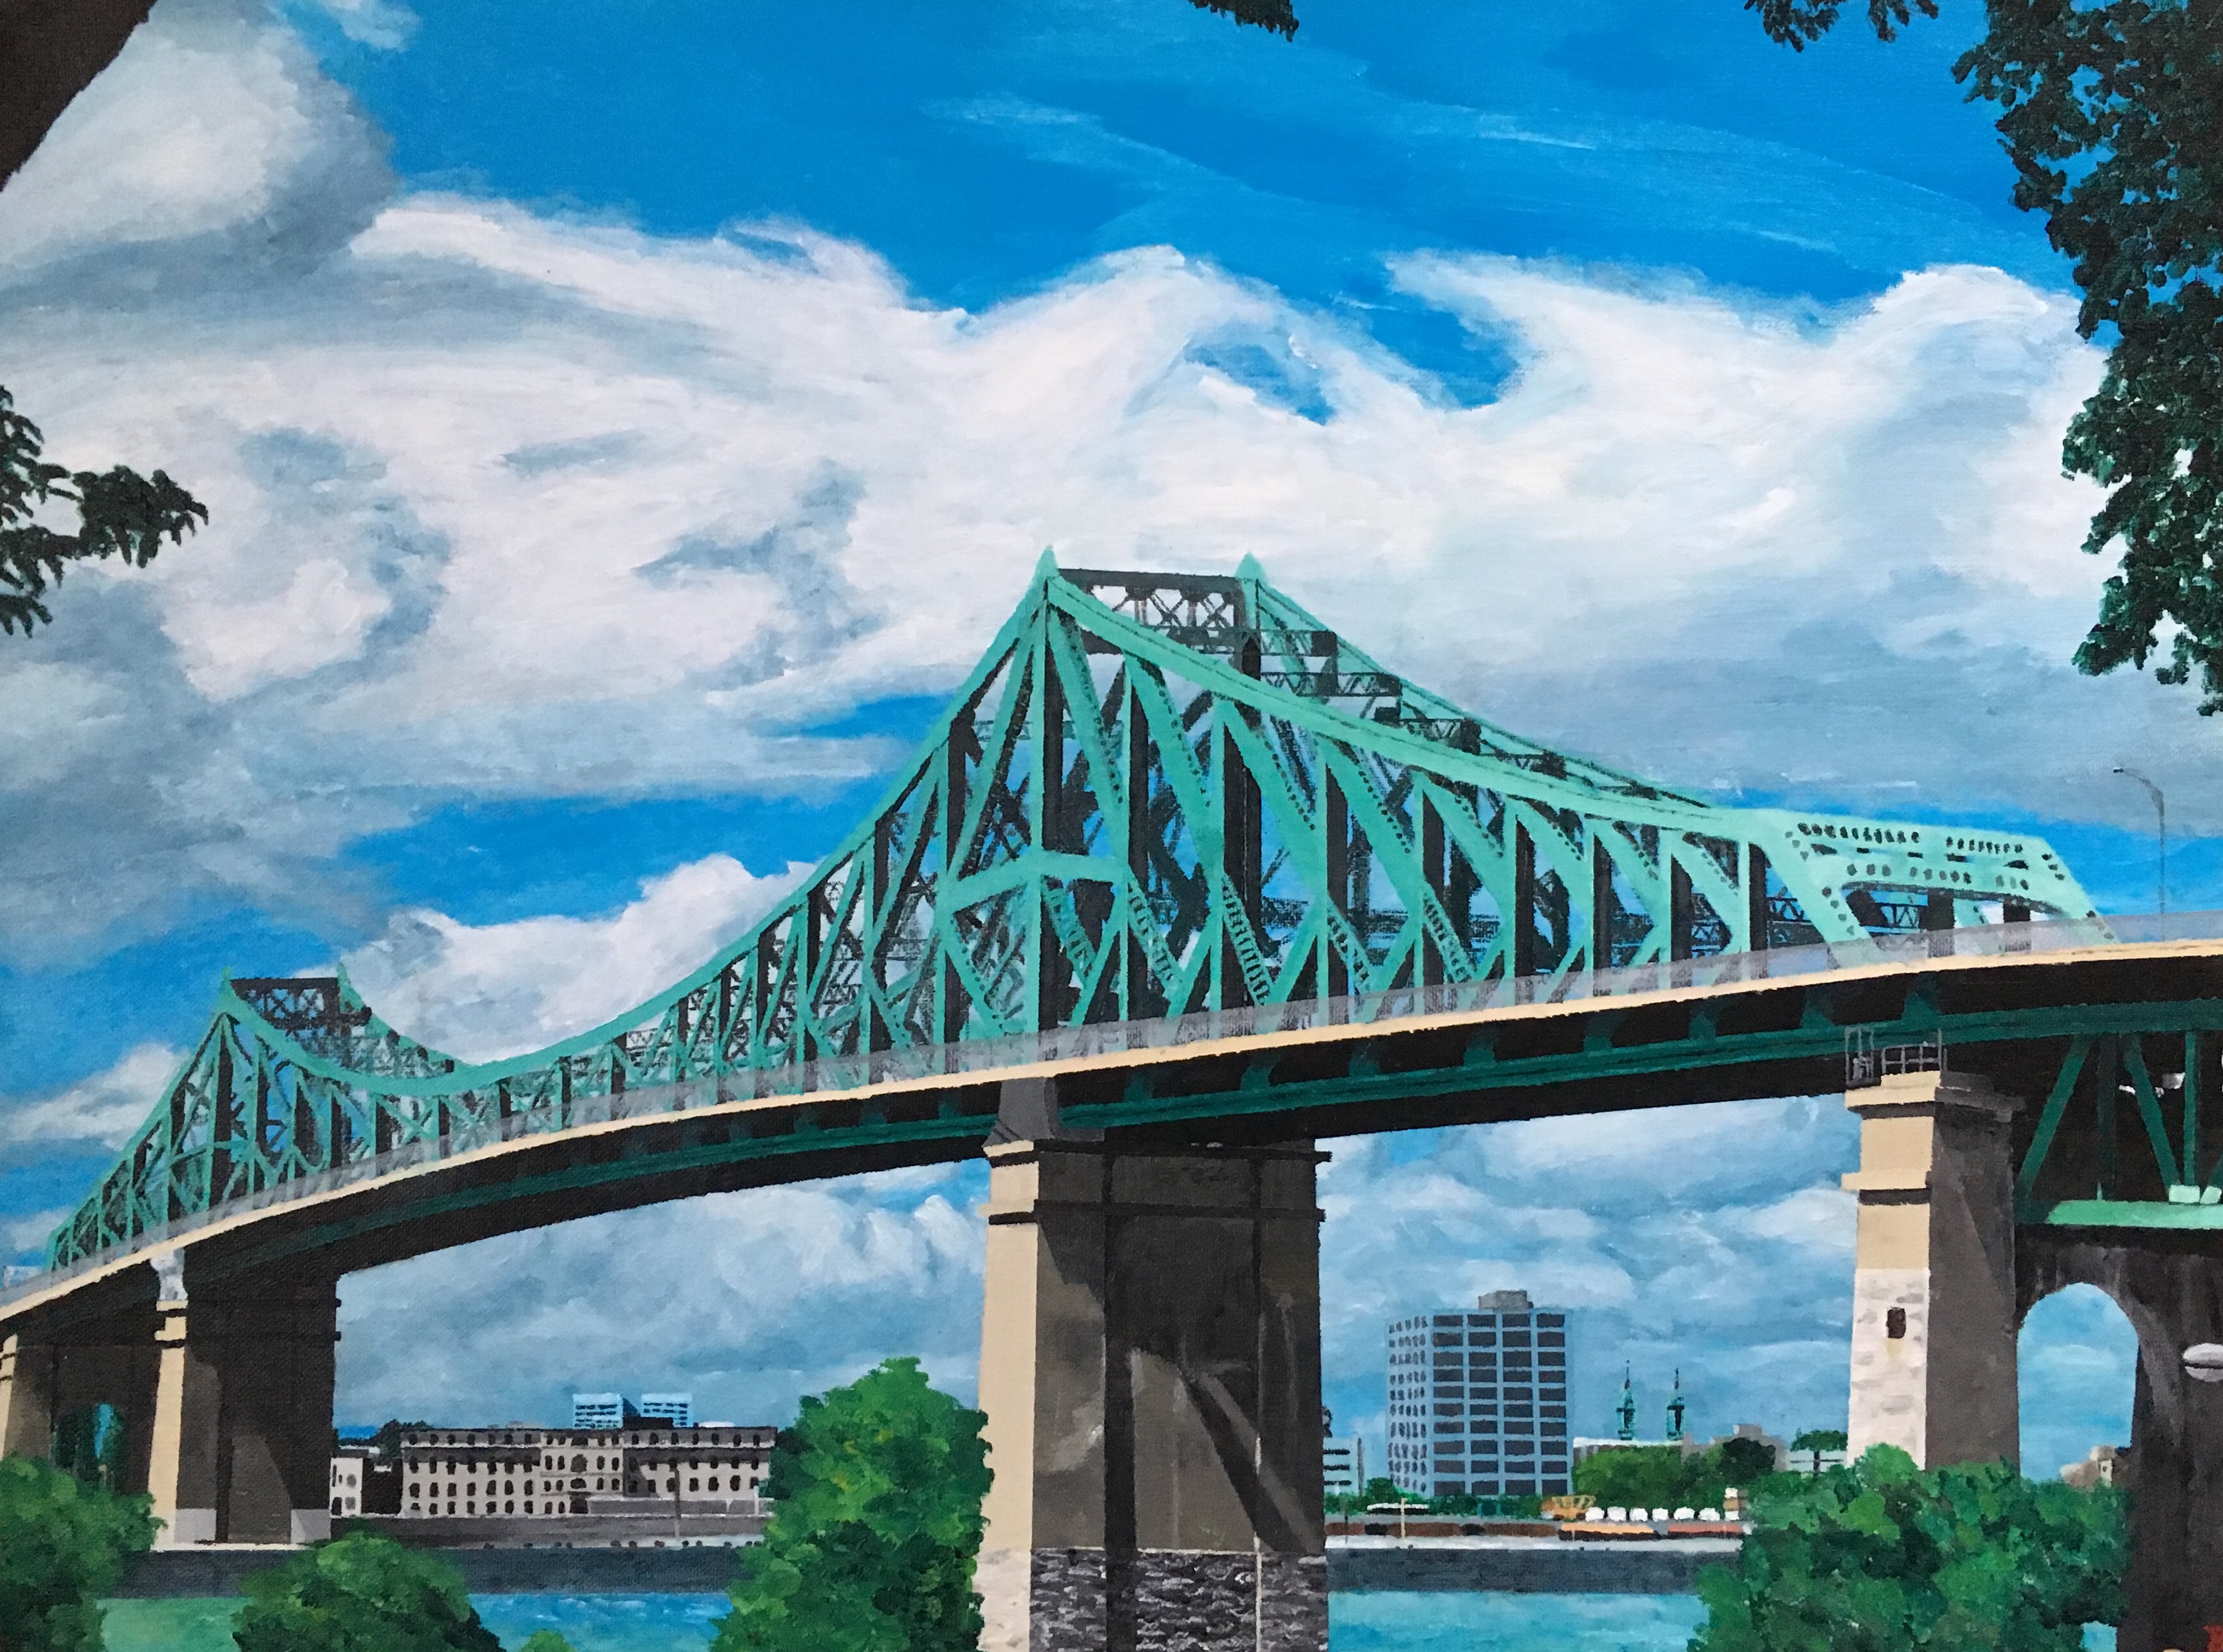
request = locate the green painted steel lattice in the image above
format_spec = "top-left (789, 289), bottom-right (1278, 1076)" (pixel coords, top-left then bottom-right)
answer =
top-left (47, 557), bottom-right (2098, 1267)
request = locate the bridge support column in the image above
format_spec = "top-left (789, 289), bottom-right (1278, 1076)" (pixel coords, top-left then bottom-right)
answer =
top-left (2023, 1234), bottom-right (2223, 1652)
top-left (0, 1331), bottom-right (55, 1458)
top-left (1, 1304), bottom-right (164, 1495)
top-left (147, 1278), bottom-right (338, 1547)
top-left (1843, 1071), bottom-right (2019, 1468)
top-left (975, 1136), bottom-right (1327, 1652)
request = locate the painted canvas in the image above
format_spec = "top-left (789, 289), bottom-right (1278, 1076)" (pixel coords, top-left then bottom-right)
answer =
top-left (2, 0), bottom-right (2217, 1647)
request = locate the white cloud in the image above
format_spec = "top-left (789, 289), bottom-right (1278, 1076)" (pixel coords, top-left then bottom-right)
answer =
top-left (343, 853), bottom-right (813, 1060)
top-left (0, 0), bottom-right (387, 276)
top-left (303, 0), bottom-right (416, 50)
top-left (336, 1165), bottom-right (986, 1427)
top-left (4, 1209), bottom-right (69, 1262)
top-left (1315, 1100), bottom-right (1865, 1464)
top-left (0, 1042), bottom-right (179, 1157)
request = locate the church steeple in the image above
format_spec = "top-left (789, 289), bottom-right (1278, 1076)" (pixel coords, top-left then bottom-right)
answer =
top-left (1616, 1365), bottom-right (1636, 1441)
top-left (1665, 1369), bottom-right (1687, 1442)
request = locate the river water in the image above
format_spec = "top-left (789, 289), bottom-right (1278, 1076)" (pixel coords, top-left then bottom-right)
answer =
top-left (103, 1591), bottom-right (1707, 1651)
top-left (102, 1591), bottom-right (2116, 1650)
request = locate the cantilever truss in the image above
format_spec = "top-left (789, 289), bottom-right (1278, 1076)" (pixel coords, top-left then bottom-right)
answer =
top-left (50, 556), bottom-right (2098, 1267)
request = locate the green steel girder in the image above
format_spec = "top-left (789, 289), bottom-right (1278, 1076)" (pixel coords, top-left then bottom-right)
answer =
top-left (2011, 1027), bottom-right (2223, 1224)
top-left (46, 555), bottom-right (2106, 1269)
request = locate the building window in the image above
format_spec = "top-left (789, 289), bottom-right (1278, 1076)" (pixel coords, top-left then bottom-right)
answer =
top-left (1887, 1307), bottom-right (1907, 1339)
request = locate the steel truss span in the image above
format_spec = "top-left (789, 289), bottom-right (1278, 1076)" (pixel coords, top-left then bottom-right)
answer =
top-left (41, 556), bottom-right (2098, 1273)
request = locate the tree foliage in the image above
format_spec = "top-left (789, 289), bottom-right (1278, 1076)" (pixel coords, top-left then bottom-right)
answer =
top-left (0, 1455), bottom-right (157, 1652)
top-left (713, 1356), bottom-right (991, 1652)
top-left (1573, 1438), bottom-right (1778, 1513)
top-left (231, 1530), bottom-right (505, 1652)
top-left (1744, 0), bottom-right (2223, 712)
top-left (0, 384), bottom-right (206, 638)
top-left (1188, 0), bottom-right (1297, 39)
top-left (1693, 1445), bottom-right (2124, 1652)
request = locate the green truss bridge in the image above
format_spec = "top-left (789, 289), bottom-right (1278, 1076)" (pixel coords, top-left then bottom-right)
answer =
top-left (6, 557), bottom-right (2223, 1651)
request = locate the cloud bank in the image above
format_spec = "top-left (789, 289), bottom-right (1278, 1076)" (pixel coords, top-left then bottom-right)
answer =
top-left (343, 854), bottom-right (811, 1061)
top-left (1, 0), bottom-right (2209, 972)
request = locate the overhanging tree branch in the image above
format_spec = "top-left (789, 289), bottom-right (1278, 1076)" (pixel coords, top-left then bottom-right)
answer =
top-left (0, 387), bottom-right (207, 637)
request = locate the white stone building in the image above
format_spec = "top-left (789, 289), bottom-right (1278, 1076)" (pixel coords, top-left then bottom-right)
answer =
top-left (400, 1423), bottom-right (775, 1518)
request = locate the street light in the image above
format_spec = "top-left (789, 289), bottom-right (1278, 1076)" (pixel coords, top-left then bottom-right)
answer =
top-left (2113, 767), bottom-right (2167, 915)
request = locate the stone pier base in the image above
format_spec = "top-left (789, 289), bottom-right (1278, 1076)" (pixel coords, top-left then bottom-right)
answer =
top-left (1017, 1548), bottom-right (1327, 1652)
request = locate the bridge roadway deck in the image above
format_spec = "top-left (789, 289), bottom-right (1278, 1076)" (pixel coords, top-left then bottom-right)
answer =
top-left (10, 929), bottom-right (2223, 1333)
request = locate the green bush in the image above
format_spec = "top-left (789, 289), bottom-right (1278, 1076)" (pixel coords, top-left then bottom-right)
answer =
top-left (1575, 1444), bottom-right (1690, 1510)
top-left (713, 1356), bottom-right (991, 1652)
top-left (232, 1529), bottom-right (503, 1652)
top-left (1693, 1445), bottom-right (2125, 1652)
top-left (1574, 1438), bottom-right (1783, 1515)
top-left (515, 1635), bottom-right (577, 1652)
top-left (0, 1455), bottom-right (157, 1652)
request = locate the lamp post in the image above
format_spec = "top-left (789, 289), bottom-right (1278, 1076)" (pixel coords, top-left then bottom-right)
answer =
top-left (2113, 767), bottom-right (2167, 914)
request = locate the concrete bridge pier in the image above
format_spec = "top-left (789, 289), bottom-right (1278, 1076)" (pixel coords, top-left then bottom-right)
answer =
top-left (1843, 1070), bottom-right (2022, 1468)
top-left (0, 1254), bottom-right (338, 1547)
top-left (147, 1267), bottom-right (340, 1547)
top-left (975, 1126), bottom-right (1327, 1652)
top-left (0, 1308), bottom-right (163, 1495)
top-left (2024, 1234), bottom-right (2223, 1652)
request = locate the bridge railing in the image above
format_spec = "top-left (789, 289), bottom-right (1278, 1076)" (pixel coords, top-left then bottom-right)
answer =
top-left (6, 910), bottom-right (2216, 1313)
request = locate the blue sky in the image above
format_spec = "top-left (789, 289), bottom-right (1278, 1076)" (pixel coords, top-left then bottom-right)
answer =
top-left (0, 0), bottom-right (2178, 1475)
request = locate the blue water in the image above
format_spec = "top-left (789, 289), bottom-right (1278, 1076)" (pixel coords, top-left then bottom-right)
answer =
top-left (1332, 1593), bottom-right (1703, 1651)
top-left (472, 1594), bottom-right (733, 1651)
top-left (101, 1591), bottom-right (2117, 1651)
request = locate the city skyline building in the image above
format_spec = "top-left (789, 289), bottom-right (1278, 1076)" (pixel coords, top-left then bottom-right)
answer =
top-left (572, 1393), bottom-right (637, 1429)
top-left (1385, 1288), bottom-right (1570, 1498)
top-left (638, 1393), bottom-right (694, 1427)
top-left (1323, 1436), bottom-right (1365, 1498)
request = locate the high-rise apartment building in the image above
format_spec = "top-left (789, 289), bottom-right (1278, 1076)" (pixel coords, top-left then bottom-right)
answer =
top-left (1385, 1289), bottom-right (1570, 1497)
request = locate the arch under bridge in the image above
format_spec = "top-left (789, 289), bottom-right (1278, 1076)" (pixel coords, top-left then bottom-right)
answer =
top-left (3, 558), bottom-right (2221, 1651)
